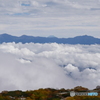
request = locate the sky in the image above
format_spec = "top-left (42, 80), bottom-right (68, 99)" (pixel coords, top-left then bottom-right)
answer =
top-left (0, 0), bottom-right (100, 38)
top-left (0, 43), bottom-right (100, 91)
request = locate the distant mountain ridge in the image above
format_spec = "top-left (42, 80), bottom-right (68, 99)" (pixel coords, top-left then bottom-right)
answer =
top-left (0, 33), bottom-right (100, 44)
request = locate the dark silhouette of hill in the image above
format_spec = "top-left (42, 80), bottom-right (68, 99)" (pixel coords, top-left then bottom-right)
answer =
top-left (0, 33), bottom-right (100, 44)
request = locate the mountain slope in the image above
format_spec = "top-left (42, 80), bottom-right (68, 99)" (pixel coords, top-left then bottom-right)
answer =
top-left (0, 33), bottom-right (100, 44)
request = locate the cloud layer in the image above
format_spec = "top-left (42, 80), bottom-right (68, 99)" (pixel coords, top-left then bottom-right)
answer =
top-left (0, 0), bottom-right (100, 15)
top-left (0, 43), bottom-right (100, 91)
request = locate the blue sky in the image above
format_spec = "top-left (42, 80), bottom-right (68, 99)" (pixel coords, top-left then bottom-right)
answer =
top-left (0, 0), bottom-right (100, 38)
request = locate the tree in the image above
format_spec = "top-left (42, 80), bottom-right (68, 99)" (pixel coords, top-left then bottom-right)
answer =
top-left (74, 86), bottom-right (88, 92)
top-left (95, 86), bottom-right (100, 90)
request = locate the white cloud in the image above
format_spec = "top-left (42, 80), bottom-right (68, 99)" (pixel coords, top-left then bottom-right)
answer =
top-left (0, 43), bottom-right (35, 56)
top-left (31, 1), bottom-right (39, 7)
top-left (17, 58), bottom-right (31, 63)
top-left (0, 43), bottom-right (100, 91)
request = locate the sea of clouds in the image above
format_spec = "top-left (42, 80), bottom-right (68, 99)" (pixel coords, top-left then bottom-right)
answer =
top-left (0, 42), bottom-right (100, 91)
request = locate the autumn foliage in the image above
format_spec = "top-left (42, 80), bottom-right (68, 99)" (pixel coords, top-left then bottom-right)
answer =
top-left (0, 86), bottom-right (100, 100)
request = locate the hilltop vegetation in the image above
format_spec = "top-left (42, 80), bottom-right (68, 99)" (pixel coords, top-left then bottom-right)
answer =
top-left (0, 88), bottom-right (66, 100)
top-left (0, 86), bottom-right (100, 100)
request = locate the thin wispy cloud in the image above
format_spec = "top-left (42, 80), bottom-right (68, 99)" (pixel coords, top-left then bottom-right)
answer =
top-left (0, 0), bottom-right (99, 37)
